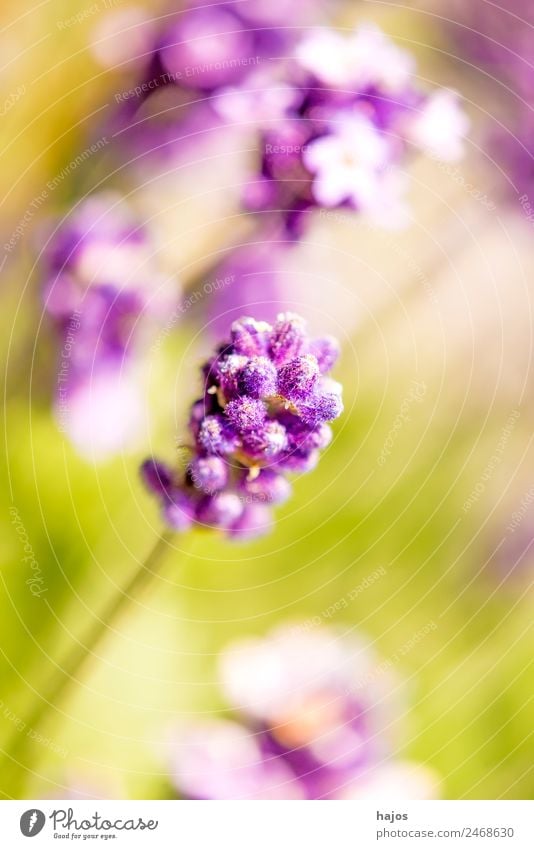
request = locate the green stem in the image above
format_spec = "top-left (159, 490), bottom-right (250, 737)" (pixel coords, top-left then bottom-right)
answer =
top-left (2, 530), bottom-right (174, 789)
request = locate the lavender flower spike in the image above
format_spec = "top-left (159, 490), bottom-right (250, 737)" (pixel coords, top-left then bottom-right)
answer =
top-left (141, 313), bottom-right (343, 539)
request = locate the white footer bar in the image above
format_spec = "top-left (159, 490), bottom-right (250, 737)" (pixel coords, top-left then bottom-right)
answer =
top-left (1, 800), bottom-right (532, 848)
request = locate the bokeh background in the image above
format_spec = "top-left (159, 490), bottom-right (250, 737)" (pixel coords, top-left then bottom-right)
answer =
top-left (0, 0), bottom-right (533, 800)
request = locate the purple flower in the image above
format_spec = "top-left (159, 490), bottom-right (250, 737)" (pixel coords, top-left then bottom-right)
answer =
top-left (229, 503), bottom-right (274, 540)
top-left (169, 626), bottom-right (440, 799)
top-left (140, 458), bottom-right (174, 495)
top-left (239, 468), bottom-right (292, 504)
top-left (42, 192), bottom-right (175, 459)
top-left (309, 336), bottom-right (340, 374)
top-left (269, 312), bottom-right (306, 365)
top-left (299, 380), bottom-right (344, 428)
top-left (231, 315), bottom-right (272, 357)
top-left (241, 419), bottom-right (288, 459)
top-left (158, 6), bottom-right (257, 94)
top-left (141, 312), bottom-right (343, 538)
top-left (245, 24), bottom-right (468, 236)
top-left (106, 0), bottom-right (332, 162)
top-left (197, 492), bottom-right (244, 529)
top-left (163, 497), bottom-right (196, 533)
top-left (132, 0), bottom-right (332, 98)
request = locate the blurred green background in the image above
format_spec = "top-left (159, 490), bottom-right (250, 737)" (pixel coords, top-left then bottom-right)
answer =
top-left (0, 0), bottom-right (532, 800)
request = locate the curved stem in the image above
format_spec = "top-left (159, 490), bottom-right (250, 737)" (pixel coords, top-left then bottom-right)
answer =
top-left (2, 530), bottom-right (174, 785)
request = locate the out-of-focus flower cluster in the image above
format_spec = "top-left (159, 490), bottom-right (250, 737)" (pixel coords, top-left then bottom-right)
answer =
top-left (169, 626), bottom-right (439, 799)
top-left (243, 24), bottom-right (467, 236)
top-left (104, 0), bottom-right (332, 159)
top-left (110, 10), bottom-right (467, 233)
top-left (141, 313), bottom-right (343, 539)
top-left (41, 192), bottom-right (176, 458)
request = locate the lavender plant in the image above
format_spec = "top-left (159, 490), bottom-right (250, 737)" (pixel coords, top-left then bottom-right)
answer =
top-left (13, 4), bottom-right (477, 802)
top-left (6, 312), bottom-right (343, 772)
top-left (141, 312), bottom-right (343, 539)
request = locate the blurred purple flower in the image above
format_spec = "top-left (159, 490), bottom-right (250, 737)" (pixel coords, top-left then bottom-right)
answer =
top-left (245, 24), bottom-right (467, 236)
top-left (107, 14), bottom-right (466, 231)
top-left (140, 312), bottom-right (342, 539)
top-left (106, 0), bottom-right (333, 160)
top-left (42, 192), bottom-right (175, 459)
top-left (169, 626), bottom-right (440, 799)
top-left (136, 0), bottom-right (334, 95)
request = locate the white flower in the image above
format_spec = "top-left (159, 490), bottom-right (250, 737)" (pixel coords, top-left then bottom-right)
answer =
top-left (304, 115), bottom-right (389, 208)
top-left (303, 115), bottom-right (408, 226)
top-left (296, 28), bottom-right (349, 87)
top-left (296, 24), bottom-right (415, 92)
top-left (410, 90), bottom-right (469, 161)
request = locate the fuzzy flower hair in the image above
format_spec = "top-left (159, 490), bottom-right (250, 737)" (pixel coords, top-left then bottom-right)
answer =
top-left (141, 313), bottom-right (343, 539)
